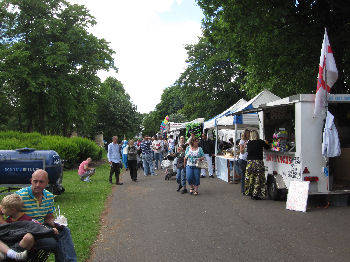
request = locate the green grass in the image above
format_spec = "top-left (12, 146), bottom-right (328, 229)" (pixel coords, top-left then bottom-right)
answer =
top-left (46, 157), bottom-right (114, 261)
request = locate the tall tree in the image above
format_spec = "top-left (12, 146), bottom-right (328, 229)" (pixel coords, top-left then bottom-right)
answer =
top-left (0, 0), bottom-right (116, 136)
top-left (155, 84), bottom-right (185, 118)
top-left (178, 36), bottom-right (246, 120)
top-left (142, 111), bottom-right (162, 137)
top-left (95, 77), bottom-right (142, 141)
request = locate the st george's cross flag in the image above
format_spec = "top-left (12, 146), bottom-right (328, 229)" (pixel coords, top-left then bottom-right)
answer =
top-left (314, 29), bottom-right (338, 116)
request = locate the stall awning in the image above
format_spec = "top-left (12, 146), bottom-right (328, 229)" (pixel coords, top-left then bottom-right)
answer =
top-left (203, 98), bottom-right (247, 130)
top-left (217, 90), bottom-right (280, 126)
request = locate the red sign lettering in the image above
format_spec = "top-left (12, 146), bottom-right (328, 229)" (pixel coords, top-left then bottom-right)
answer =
top-left (265, 154), bottom-right (292, 165)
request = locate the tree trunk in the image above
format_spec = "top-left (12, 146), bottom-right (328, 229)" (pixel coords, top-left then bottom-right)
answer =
top-left (38, 92), bottom-right (46, 134)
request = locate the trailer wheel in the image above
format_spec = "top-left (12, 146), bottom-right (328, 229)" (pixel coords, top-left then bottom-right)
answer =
top-left (47, 184), bottom-right (65, 195)
top-left (268, 176), bottom-right (280, 201)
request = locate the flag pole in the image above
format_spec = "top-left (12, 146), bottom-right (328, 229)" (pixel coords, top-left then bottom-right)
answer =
top-left (324, 28), bottom-right (328, 114)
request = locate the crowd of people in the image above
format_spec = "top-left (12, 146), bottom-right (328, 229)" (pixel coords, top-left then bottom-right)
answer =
top-left (100, 133), bottom-right (216, 196)
top-left (100, 130), bottom-right (270, 200)
top-left (82, 130), bottom-right (270, 199)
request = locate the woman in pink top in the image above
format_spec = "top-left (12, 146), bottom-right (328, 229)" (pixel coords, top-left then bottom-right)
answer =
top-left (78, 157), bottom-right (95, 182)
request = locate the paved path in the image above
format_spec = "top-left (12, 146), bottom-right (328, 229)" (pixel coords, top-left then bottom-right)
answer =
top-left (88, 168), bottom-right (350, 262)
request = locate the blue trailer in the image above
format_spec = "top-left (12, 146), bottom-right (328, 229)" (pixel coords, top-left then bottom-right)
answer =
top-left (0, 148), bottom-right (65, 195)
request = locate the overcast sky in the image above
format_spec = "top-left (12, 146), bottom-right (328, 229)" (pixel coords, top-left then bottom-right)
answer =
top-left (68, 0), bottom-right (203, 113)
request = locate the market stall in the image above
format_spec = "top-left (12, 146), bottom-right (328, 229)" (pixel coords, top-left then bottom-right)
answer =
top-left (229, 93), bottom-right (350, 202)
top-left (213, 90), bottom-right (280, 183)
top-left (215, 155), bottom-right (236, 182)
top-left (203, 99), bottom-right (247, 154)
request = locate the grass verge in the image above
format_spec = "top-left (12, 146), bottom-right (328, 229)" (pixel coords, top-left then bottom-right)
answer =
top-left (46, 160), bottom-right (113, 261)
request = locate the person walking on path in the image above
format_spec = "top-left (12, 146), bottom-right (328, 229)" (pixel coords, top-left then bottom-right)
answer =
top-left (78, 157), bottom-right (95, 182)
top-left (127, 140), bottom-right (138, 182)
top-left (152, 135), bottom-right (163, 170)
top-left (107, 136), bottom-right (123, 185)
top-left (244, 130), bottom-right (270, 200)
top-left (175, 144), bottom-right (187, 194)
top-left (121, 139), bottom-right (128, 170)
top-left (184, 137), bottom-right (204, 195)
top-left (167, 135), bottom-right (175, 153)
top-left (162, 137), bottom-right (168, 158)
top-left (177, 136), bottom-right (186, 152)
top-left (141, 136), bottom-right (155, 176)
top-left (199, 133), bottom-right (215, 178)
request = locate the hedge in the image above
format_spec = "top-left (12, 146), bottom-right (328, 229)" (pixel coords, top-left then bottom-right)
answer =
top-left (0, 131), bottom-right (103, 168)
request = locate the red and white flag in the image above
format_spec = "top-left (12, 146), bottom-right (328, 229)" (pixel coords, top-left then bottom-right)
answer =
top-left (314, 29), bottom-right (338, 116)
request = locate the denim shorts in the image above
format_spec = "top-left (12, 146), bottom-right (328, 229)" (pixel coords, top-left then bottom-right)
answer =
top-left (186, 165), bottom-right (201, 186)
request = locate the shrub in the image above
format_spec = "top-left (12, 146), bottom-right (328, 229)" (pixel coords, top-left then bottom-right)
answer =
top-left (20, 132), bottom-right (43, 147)
top-left (0, 138), bottom-right (24, 150)
top-left (70, 137), bottom-right (102, 162)
top-left (0, 131), bottom-right (42, 149)
top-left (39, 136), bottom-right (79, 169)
top-left (0, 131), bottom-right (23, 140)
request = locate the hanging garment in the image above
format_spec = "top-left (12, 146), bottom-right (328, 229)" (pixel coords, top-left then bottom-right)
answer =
top-left (322, 111), bottom-right (341, 157)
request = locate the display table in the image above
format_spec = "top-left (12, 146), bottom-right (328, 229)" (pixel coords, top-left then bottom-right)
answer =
top-left (215, 155), bottom-right (236, 183)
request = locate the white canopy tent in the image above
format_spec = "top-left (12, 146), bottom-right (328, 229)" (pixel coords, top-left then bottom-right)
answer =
top-left (219, 90), bottom-right (280, 151)
top-left (203, 99), bottom-right (247, 130)
top-left (216, 90), bottom-right (281, 128)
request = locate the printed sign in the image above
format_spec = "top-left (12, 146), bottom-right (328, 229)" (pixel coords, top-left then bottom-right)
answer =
top-left (266, 153), bottom-right (292, 164)
top-left (286, 181), bottom-right (310, 212)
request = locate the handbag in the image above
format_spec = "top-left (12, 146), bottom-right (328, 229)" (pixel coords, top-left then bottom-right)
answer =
top-left (196, 160), bottom-right (208, 169)
top-left (161, 159), bottom-right (172, 168)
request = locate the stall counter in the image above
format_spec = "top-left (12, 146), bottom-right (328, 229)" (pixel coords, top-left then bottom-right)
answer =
top-left (215, 155), bottom-right (237, 183)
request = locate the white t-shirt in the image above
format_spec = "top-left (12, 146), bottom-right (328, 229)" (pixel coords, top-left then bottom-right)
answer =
top-left (239, 139), bottom-right (248, 160)
top-left (122, 145), bottom-right (129, 155)
top-left (152, 140), bottom-right (163, 153)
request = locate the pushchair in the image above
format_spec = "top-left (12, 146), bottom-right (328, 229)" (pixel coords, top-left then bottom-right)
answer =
top-left (161, 154), bottom-right (177, 180)
top-left (137, 153), bottom-right (143, 170)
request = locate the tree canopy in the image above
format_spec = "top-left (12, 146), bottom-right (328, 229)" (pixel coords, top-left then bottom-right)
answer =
top-left (0, 0), bottom-right (141, 139)
top-left (96, 77), bottom-right (142, 141)
top-left (2, 0), bottom-right (349, 137)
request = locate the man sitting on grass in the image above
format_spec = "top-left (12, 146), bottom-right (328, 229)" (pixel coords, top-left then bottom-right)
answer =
top-left (78, 157), bottom-right (95, 182)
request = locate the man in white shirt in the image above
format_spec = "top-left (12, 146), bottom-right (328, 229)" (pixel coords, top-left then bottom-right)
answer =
top-left (152, 135), bottom-right (163, 169)
top-left (107, 136), bottom-right (123, 185)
